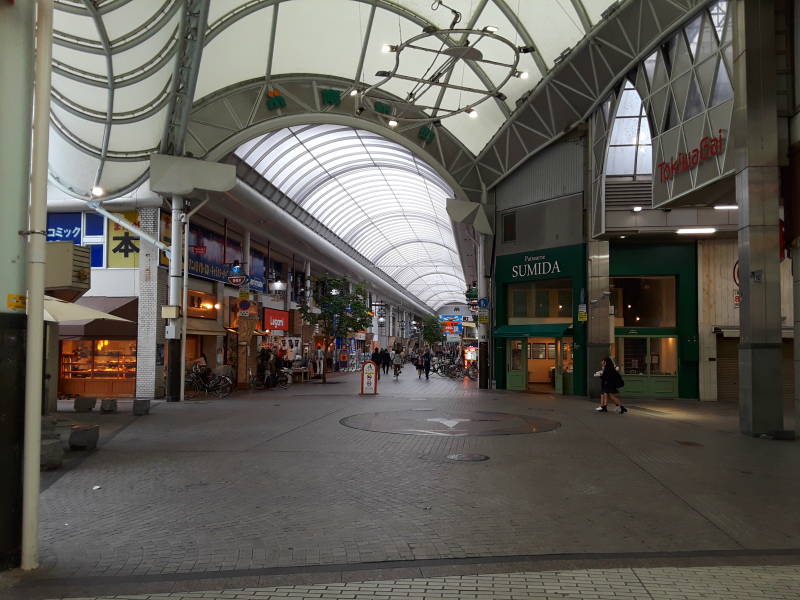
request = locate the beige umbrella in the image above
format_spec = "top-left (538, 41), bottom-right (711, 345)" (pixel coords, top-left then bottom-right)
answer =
top-left (42, 296), bottom-right (132, 323)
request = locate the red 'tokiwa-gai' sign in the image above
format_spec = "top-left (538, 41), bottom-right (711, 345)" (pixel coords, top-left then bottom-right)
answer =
top-left (657, 130), bottom-right (726, 183)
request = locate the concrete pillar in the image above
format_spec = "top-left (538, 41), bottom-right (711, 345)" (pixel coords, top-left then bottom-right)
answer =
top-left (136, 207), bottom-right (167, 398)
top-left (586, 240), bottom-right (611, 398)
top-left (0, 0), bottom-right (34, 569)
top-left (733, 0), bottom-right (784, 436)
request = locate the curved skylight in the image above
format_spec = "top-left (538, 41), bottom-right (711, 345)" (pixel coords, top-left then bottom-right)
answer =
top-left (50, 0), bottom-right (619, 198)
top-left (235, 124), bottom-right (466, 309)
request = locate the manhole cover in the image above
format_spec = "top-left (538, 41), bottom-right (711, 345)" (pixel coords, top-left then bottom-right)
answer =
top-left (340, 409), bottom-right (561, 436)
top-left (447, 453), bottom-right (489, 462)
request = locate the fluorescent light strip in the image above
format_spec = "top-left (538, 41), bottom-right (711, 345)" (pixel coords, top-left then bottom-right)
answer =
top-left (676, 228), bottom-right (716, 235)
top-left (713, 205), bottom-right (738, 210)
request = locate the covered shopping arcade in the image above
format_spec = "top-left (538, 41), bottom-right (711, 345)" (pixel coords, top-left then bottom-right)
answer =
top-left (1, 0), bottom-right (799, 589)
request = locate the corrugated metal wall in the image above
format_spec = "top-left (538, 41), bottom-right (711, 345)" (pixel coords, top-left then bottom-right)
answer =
top-left (495, 138), bottom-right (584, 212)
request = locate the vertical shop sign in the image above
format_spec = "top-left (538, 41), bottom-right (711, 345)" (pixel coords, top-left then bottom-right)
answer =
top-left (361, 361), bottom-right (378, 395)
top-left (46, 212), bottom-right (82, 243)
top-left (107, 211), bottom-right (141, 268)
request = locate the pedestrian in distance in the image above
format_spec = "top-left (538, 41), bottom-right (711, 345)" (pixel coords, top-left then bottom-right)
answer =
top-left (381, 348), bottom-right (391, 375)
top-left (595, 357), bottom-right (627, 413)
top-left (415, 354), bottom-right (425, 379)
top-left (371, 347), bottom-right (381, 379)
top-left (423, 348), bottom-right (432, 380)
top-left (392, 350), bottom-right (403, 380)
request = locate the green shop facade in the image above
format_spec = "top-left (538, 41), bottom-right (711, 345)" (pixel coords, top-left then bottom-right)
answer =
top-left (493, 242), bottom-right (699, 399)
top-left (494, 244), bottom-right (588, 396)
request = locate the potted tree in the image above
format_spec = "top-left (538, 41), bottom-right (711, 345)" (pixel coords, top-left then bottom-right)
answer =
top-left (299, 275), bottom-right (372, 383)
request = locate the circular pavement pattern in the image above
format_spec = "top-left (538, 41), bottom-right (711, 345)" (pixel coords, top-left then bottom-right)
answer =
top-left (340, 408), bottom-right (561, 436)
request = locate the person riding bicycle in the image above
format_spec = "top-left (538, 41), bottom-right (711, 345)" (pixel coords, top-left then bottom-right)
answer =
top-left (392, 350), bottom-right (403, 378)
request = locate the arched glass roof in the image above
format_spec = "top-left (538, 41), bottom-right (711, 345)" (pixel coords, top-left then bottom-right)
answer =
top-left (235, 124), bottom-right (466, 309)
top-left (50, 0), bottom-right (619, 198)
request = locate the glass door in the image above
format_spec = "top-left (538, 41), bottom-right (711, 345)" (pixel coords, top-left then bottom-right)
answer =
top-left (507, 339), bottom-right (527, 391)
top-left (554, 338), bottom-right (564, 394)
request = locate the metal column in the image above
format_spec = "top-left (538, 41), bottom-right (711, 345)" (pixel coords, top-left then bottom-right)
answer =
top-left (732, 0), bottom-right (784, 436)
top-left (477, 233), bottom-right (489, 389)
top-left (165, 196), bottom-right (184, 401)
top-left (0, 0), bottom-right (35, 571)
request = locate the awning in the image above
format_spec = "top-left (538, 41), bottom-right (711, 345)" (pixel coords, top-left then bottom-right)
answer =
top-left (493, 324), bottom-right (572, 338)
top-left (44, 296), bottom-right (132, 324)
top-left (59, 297), bottom-right (138, 338)
top-left (186, 318), bottom-right (227, 336)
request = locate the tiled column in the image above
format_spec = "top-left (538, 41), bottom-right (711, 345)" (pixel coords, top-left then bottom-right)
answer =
top-left (136, 207), bottom-right (167, 398)
top-left (733, 0), bottom-right (784, 435)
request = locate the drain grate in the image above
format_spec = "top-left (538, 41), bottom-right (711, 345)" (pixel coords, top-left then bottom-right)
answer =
top-left (447, 453), bottom-right (489, 462)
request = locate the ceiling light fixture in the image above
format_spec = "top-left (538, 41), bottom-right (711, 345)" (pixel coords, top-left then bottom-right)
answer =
top-left (349, 89), bottom-right (358, 96)
top-left (364, 1), bottom-right (523, 126)
top-left (467, 108), bottom-right (478, 119)
top-left (388, 119), bottom-right (398, 127)
top-left (632, 206), bottom-right (643, 212)
top-left (676, 228), bottom-right (716, 235)
top-left (91, 186), bottom-right (105, 197)
top-left (713, 205), bottom-right (738, 210)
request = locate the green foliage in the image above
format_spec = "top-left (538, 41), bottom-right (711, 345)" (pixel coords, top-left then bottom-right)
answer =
top-left (299, 275), bottom-right (372, 339)
top-left (421, 315), bottom-right (444, 347)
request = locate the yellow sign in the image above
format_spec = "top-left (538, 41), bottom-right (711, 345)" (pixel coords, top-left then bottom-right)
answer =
top-left (6, 294), bottom-right (26, 310)
top-left (159, 212), bottom-right (171, 267)
top-left (578, 312), bottom-right (588, 322)
top-left (107, 212), bottom-right (141, 268)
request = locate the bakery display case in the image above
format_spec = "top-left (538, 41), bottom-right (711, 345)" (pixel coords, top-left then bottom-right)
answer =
top-left (59, 339), bottom-right (137, 397)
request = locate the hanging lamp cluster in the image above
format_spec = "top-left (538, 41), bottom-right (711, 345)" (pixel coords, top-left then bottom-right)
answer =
top-left (357, 0), bottom-right (530, 126)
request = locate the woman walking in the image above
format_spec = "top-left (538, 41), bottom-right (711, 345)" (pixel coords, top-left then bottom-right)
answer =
top-left (596, 357), bottom-right (627, 413)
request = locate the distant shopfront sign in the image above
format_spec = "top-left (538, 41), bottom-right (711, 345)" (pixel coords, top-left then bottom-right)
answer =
top-left (264, 308), bottom-right (289, 331)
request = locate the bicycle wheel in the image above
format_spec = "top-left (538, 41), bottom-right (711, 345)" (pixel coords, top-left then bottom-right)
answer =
top-left (212, 376), bottom-right (233, 398)
top-left (468, 366), bottom-right (479, 381)
top-left (184, 376), bottom-right (201, 399)
top-left (277, 372), bottom-right (290, 389)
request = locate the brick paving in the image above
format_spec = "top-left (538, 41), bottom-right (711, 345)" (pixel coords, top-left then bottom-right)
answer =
top-left (48, 565), bottom-right (800, 599)
top-left (5, 372), bottom-right (799, 599)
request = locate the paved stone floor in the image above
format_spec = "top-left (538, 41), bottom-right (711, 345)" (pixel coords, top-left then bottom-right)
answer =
top-left (4, 373), bottom-right (799, 599)
top-left (43, 565), bottom-right (800, 599)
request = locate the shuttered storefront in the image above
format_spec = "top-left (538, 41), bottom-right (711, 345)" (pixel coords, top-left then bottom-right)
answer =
top-left (716, 337), bottom-right (794, 403)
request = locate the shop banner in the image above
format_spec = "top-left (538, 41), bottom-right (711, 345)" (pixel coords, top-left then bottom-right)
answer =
top-left (438, 314), bottom-right (463, 334)
top-left (264, 308), bottom-right (289, 331)
top-left (47, 212), bottom-right (81, 243)
top-left (107, 212), bottom-right (141, 268)
top-left (159, 213), bottom-right (269, 288)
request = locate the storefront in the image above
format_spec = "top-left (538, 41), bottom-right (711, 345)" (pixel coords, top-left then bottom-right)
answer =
top-left (493, 244), bottom-right (587, 395)
top-left (609, 243), bottom-right (699, 399)
top-left (58, 297), bottom-right (139, 397)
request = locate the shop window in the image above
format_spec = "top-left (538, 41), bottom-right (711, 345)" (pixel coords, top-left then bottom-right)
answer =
top-left (529, 342), bottom-right (557, 360)
top-left (511, 288), bottom-right (527, 317)
top-left (88, 244), bottom-right (104, 268)
top-left (507, 279), bottom-right (572, 324)
top-left (85, 213), bottom-right (104, 236)
top-left (187, 290), bottom-right (219, 319)
top-left (611, 276), bottom-right (676, 328)
top-left (615, 336), bottom-right (678, 376)
top-left (502, 212), bottom-right (516, 243)
top-left (61, 339), bottom-right (136, 381)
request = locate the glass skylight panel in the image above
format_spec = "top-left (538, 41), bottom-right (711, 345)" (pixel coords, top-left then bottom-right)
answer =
top-left (235, 123), bottom-right (466, 308)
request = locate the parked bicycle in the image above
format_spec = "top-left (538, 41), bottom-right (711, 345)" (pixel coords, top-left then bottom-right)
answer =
top-left (249, 367), bottom-right (291, 390)
top-left (185, 364), bottom-right (233, 398)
